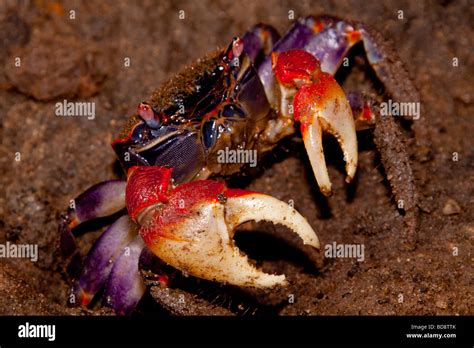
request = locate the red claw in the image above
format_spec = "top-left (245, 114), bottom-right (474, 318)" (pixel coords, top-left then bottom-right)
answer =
top-left (124, 166), bottom-right (319, 288)
top-left (272, 49), bottom-right (358, 195)
top-left (273, 50), bottom-right (321, 87)
top-left (293, 73), bottom-right (340, 132)
top-left (126, 166), bottom-right (173, 221)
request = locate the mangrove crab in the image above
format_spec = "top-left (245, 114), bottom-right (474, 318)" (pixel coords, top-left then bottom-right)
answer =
top-left (59, 15), bottom-right (420, 315)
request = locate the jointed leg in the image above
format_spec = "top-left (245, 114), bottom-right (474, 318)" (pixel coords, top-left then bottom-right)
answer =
top-left (103, 236), bottom-right (146, 315)
top-left (70, 215), bottom-right (138, 306)
top-left (59, 180), bottom-right (127, 277)
top-left (253, 16), bottom-right (421, 247)
top-left (348, 91), bottom-right (418, 249)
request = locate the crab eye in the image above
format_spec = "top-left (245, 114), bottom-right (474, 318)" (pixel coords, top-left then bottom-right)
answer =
top-left (224, 37), bottom-right (244, 70)
top-left (232, 37), bottom-right (244, 58)
top-left (130, 123), bottom-right (152, 144)
top-left (138, 102), bottom-right (160, 128)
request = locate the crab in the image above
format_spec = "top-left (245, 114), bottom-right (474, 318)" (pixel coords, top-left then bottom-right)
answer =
top-left (59, 15), bottom-right (421, 315)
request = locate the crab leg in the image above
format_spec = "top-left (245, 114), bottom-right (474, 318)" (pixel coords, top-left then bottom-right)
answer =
top-left (296, 16), bottom-right (423, 122)
top-left (70, 215), bottom-right (137, 307)
top-left (242, 23), bottom-right (280, 65)
top-left (103, 236), bottom-right (146, 315)
top-left (346, 91), bottom-right (418, 248)
top-left (268, 16), bottom-right (420, 244)
top-left (298, 16), bottom-right (361, 75)
top-left (252, 15), bottom-right (428, 154)
top-left (255, 16), bottom-right (419, 96)
top-left (254, 16), bottom-right (364, 102)
top-left (358, 26), bottom-right (421, 110)
top-left (126, 166), bottom-right (320, 288)
top-left (59, 219), bottom-right (83, 276)
top-left (346, 91), bottom-right (377, 130)
top-left (373, 107), bottom-right (418, 248)
top-left (359, 25), bottom-right (430, 159)
top-left (301, 16), bottom-right (429, 158)
top-left (59, 180), bottom-right (127, 277)
top-left (65, 180), bottom-right (127, 227)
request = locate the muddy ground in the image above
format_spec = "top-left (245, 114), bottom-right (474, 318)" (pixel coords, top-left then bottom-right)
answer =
top-left (0, 0), bottom-right (472, 316)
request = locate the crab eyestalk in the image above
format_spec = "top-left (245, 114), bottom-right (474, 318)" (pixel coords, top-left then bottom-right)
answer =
top-left (125, 166), bottom-right (319, 288)
top-left (138, 102), bottom-right (160, 129)
top-left (273, 50), bottom-right (358, 196)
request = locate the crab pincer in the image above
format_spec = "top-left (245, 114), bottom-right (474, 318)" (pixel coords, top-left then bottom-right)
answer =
top-left (273, 50), bottom-right (358, 196)
top-left (126, 166), bottom-right (320, 288)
